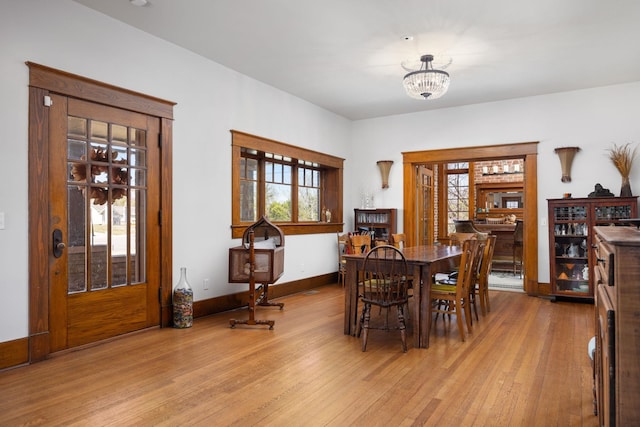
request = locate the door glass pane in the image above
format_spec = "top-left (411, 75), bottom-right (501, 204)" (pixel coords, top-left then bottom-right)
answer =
top-left (130, 188), bottom-right (145, 284)
top-left (67, 116), bottom-right (147, 293)
top-left (111, 144), bottom-right (128, 165)
top-left (67, 186), bottom-right (87, 293)
top-left (91, 121), bottom-right (108, 140)
top-left (111, 195), bottom-right (128, 287)
top-left (130, 148), bottom-right (146, 167)
top-left (130, 168), bottom-right (146, 187)
top-left (112, 124), bottom-right (127, 143)
top-left (90, 204), bottom-right (108, 290)
top-left (90, 143), bottom-right (109, 185)
top-left (68, 116), bottom-right (87, 138)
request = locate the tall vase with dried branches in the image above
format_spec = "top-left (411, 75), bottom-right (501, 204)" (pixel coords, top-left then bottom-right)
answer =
top-left (607, 143), bottom-right (637, 197)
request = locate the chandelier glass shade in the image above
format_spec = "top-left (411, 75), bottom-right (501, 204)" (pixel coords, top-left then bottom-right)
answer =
top-left (403, 54), bottom-right (450, 100)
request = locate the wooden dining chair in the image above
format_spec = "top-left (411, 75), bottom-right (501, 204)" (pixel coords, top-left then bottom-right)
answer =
top-left (473, 234), bottom-right (497, 316)
top-left (350, 233), bottom-right (371, 255)
top-left (430, 239), bottom-right (481, 342)
top-left (434, 232), bottom-right (479, 283)
top-left (337, 233), bottom-right (350, 287)
top-left (513, 219), bottom-right (524, 277)
top-left (390, 233), bottom-right (406, 249)
top-left (356, 245), bottom-right (410, 352)
top-left (463, 237), bottom-right (486, 324)
top-left (390, 232), bottom-right (413, 316)
top-left (448, 232), bottom-right (478, 246)
top-left (453, 219), bottom-right (483, 233)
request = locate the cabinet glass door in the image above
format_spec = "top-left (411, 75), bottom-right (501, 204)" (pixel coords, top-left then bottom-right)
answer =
top-left (594, 203), bottom-right (634, 225)
top-left (552, 205), bottom-right (590, 295)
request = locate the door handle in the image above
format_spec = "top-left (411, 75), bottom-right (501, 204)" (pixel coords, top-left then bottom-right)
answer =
top-left (53, 229), bottom-right (66, 258)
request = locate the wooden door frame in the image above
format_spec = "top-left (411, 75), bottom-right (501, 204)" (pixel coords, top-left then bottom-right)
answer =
top-left (27, 62), bottom-right (175, 362)
top-left (402, 141), bottom-right (541, 296)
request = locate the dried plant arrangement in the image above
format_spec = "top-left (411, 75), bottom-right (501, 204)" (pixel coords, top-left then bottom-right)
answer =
top-left (607, 142), bottom-right (638, 197)
top-left (71, 147), bottom-right (128, 205)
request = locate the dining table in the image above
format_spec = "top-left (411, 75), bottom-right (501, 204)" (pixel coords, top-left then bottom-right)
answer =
top-left (343, 244), bottom-right (462, 349)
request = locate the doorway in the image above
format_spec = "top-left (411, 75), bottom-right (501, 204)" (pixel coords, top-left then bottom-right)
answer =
top-left (27, 63), bottom-right (175, 361)
top-left (401, 142), bottom-right (541, 295)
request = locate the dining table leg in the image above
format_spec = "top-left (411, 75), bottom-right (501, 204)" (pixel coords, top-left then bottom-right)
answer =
top-left (344, 259), bottom-right (359, 336)
top-left (411, 264), bottom-right (422, 348)
top-left (418, 264), bottom-right (433, 349)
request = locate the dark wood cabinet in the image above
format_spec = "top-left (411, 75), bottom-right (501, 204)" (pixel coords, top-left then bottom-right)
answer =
top-left (548, 197), bottom-right (637, 299)
top-left (354, 208), bottom-right (397, 245)
top-left (593, 226), bottom-right (640, 426)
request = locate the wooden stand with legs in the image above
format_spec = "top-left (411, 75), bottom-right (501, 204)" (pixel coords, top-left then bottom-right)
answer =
top-left (228, 216), bottom-right (285, 329)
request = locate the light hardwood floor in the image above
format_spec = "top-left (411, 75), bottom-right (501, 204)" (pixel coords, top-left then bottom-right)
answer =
top-left (0, 285), bottom-right (597, 426)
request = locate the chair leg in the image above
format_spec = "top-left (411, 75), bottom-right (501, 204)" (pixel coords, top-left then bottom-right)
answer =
top-left (357, 303), bottom-right (366, 338)
top-left (397, 305), bottom-right (407, 353)
top-left (361, 304), bottom-right (371, 352)
top-left (463, 299), bottom-right (473, 334)
top-left (469, 290), bottom-right (479, 322)
top-left (513, 245), bottom-right (523, 278)
top-left (479, 289), bottom-right (487, 316)
top-left (455, 301), bottom-right (466, 342)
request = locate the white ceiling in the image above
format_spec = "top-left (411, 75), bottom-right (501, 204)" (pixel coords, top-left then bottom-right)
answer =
top-left (73, 0), bottom-right (640, 120)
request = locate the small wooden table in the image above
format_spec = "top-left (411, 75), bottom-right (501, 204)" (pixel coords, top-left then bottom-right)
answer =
top-left (343, 245), bottom-right (462, 349)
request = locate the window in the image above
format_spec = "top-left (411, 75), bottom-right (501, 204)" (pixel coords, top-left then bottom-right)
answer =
top-left (298, 162), bottom-right (321, 222)
top-left (231, 130), bottom-right (344, 238)
top-left (265, 154), bottom-right (293, 221)
top-left (444, 162), bottom-right (470, 234)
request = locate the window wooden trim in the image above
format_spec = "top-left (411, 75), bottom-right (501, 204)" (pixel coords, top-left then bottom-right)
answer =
top-left (231, 130), bottom-right (344, 238)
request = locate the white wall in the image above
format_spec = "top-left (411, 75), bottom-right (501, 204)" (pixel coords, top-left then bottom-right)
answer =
top-left (0, 0), bottom-right (351, 343)
top-left (350, 83), bottom-right (640, 282)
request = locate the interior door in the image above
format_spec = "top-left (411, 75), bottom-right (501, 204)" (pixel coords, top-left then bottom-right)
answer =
top-left (416, 165), bottom-right (433, 245)
top-left (48, 95), bottom-right (161, 351)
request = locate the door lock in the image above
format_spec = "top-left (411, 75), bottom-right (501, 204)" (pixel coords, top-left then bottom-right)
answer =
top-left (53, 229), bottom-right (66, 258)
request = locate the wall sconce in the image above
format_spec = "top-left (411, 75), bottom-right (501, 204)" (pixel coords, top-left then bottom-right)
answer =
top-left (554, 147), bottom-right (580, 182)
top-left (377, 160), bottom-right (394, 189)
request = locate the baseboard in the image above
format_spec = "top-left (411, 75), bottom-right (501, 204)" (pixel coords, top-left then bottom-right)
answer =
top-left (0, 337), bottom-right (29, 371)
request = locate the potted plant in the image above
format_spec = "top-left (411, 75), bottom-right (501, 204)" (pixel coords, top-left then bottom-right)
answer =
top-left (607, 142), bottom-right (637, 197)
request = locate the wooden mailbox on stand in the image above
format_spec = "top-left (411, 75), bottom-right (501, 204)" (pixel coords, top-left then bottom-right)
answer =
top-left (228, 216), bottom-right (285, 329)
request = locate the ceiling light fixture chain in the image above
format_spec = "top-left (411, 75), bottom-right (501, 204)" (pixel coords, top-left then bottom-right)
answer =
top-left (402, 54), bottom-right (450, 100)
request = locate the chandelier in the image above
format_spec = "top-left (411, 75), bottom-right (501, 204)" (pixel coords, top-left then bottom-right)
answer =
top-left (402, 54), bottom-right (450, 100)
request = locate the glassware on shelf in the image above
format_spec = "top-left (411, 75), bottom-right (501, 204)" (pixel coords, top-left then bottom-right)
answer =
top-left (567, 243), bottom-right (579, 258)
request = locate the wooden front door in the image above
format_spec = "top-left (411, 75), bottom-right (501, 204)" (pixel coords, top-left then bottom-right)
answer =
top-left (48, 96), bottom-right (161, 351)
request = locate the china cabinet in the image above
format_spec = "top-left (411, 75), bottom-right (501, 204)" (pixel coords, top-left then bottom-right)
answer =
top-left (547, 197), bottom-right (637, 299)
